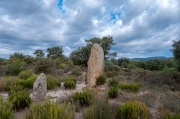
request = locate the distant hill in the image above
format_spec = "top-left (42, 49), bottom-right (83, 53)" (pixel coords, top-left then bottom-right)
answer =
top-left (0, 58), bottom-right (7, 60)
top-left (132, 56), bottom-right (167, 61)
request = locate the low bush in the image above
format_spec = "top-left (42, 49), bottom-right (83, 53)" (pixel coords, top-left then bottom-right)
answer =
top-left (106, 70), bottom-right (119, 77)
top-left (127, 63), bottom-right (137, 69)
top-left (24, 101), bottom-right (75, 119)
top-left (134, 92), bottom-right (158, 108)
top-left (4, 77), bottom-right (16, 91)
top-left (72, 66), bottom-right (82, 76)
top-left (64, 80), bottom-right (76, 89)
top-left (8, 82), bottom-right (25, 95)
top-left (108, 78), bottom-right (119, 87)
top-left (18, 70), bottom-right (33, 79)
top-left (96, 75), bottom-right (106, 85)
top-left (13, 75), bottom-right (38, 89)
top-left (84, 99), bottom-right (118, 119)
top-left (6, 59), bottom-right (26, 76)
top-left (47, 76), bottom-right (61, 89)
top-left (0, 96), bottom-right (14, 119)
top-left (72, 90), bottom-right (93, 106)
top-left (0, 65), bottom-right (5, 76)
top-left (14, 79), bottom-right (27, 89)
top-left (108, 87), bottom-right (118, 98)
top-left (105, 60), bottom-right (115, 71)
top-left (143, 70), bottom-right (180, 91)
top-left (67, 76), bottom-right (77, 84)
top-left (118, 100), bottom-right (150, 119)
top-left (64, 77), bottom-right (76, 89)
top-left (59, 63), bottom-right (66, 69)
top-left (160, 92), bottom-right (180, 113)
top-left (159, 107), bottom-right (180, 119)
top-left (34, 58), bottom-right (53, 74)
top-left (0, 79), bottom-right (6, 92)
top-left (25, 74), bottom-right (38, 88)
top-left (118, 83), bottom-right (140, 92)
top-left (8, 90), bottom-right (31, 110)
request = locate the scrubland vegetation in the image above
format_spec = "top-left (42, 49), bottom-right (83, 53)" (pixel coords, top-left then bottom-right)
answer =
top-left (0, 36), bottom-right (180, 119)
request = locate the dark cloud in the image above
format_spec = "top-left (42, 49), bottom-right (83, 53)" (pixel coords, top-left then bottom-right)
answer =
top-left (0, 0), bottom-right (179, 58)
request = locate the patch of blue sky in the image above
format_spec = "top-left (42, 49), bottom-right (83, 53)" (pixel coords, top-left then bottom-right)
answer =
top-left (163, 49), bottom-right (173, 58)
top-left (109, 12), bottom-right (122, 24)
top-left (111, 13), bottom-right (116, 20)
top-left (58, 0), bottom-right (65, 13)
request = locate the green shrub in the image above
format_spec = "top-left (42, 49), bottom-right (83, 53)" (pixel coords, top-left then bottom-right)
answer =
top-left (106, 70), bottom-right (119, 77)
top-left (4, 77), bottom-right (16, 91)
top-left (66, 59), bottom-right (74, 69)
top-left (59, 63), bottom-right (66, 69)
top-left (108, 87), bottom-right (118, 98)
top-left (14, 79), bottom-right (27, 89)
top-left (127, 63), bottom-right (137, 69)
top-left (25, 74), bottom-right (38, 88)
top-left (8, 90), bottom-right (31, 110)
top-left (64, 80), bottom-right (76, 89)
top-left (134, 92), bottom-right (158, 108)
top-left (73, 90), bottom-right (93, 106)
top-left (12, 75), bottom-right (38, 89)
top-left (64, 77), bottom-right (76, 89)
top-left (0, 96), bottom-right (14, 119)
top-left (117, 57), bottom-right (130, 67)
top-left (18, 70), bottom-right (33, 79)
top-left (47, 79), bottom-right (55, 89)
top-left (146, 59), bottom-right (166, 71)
top-left (108, 78), bottom-right (119, 87)
top-left (84, 99), bottom-right (118, 119)
top-left (118, 100), bottom-right (150, 119)
top-left (160, 92), bottom-right (180, 113)
top-left (24, 101), bottom-right (75, 119)
top-left (159, 107), bottom-right (180, 119)
top-left (0, 65), bottom-right (5, 76)
top-left (47, 76), bottom-right (61, 90)
top-left (144, 70), bottom-right (180, 91)
top-left (6, 59), bottom-right (26, 76)
top-left (72, 66), bottom-right (82, 76)
top-left (96, 75), bottom-right (106, 85)
top-left (8, 82), bottom-right (25, 95)
top-left (118, 83), bottom-right (140, 92)
top-left (0, 79), bottom-right (6, 92)
top-left (105, 60), bottom-right (115, 71)
top-left (66, 76), bottom-right (77, 84)
top-left (34, 58), bottom-right (53, 74)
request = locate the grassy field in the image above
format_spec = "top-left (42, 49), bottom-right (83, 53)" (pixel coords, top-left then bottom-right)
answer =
top-left (0, 58), bottom-right (180, 119)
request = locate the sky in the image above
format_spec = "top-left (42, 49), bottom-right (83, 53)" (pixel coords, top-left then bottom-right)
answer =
top-left (0, 0), bottom-right (180, 59)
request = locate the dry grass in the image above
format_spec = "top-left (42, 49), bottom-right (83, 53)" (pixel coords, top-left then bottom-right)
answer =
top-left (0, 79), bottom-right (6, 91)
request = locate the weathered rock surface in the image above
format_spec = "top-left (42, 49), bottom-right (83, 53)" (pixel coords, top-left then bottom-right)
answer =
top-left (32, 73), bottom-right (47, 101)
top-left (87, 43), bottom-right (104, 87)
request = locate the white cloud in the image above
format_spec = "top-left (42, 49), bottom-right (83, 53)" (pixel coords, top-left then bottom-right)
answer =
top-left (0, 0), bottom-right (179, 58)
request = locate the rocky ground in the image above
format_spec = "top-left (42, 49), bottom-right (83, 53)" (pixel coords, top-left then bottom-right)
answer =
top-left (0, 82), bottom-right (86, 119)
top-left (0, 81), bottom-right (163, 119)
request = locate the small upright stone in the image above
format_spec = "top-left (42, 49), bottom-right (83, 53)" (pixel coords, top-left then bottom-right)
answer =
top-left (87, 43), bottom-right (104, 87)
top-left (32, 73), bottom-right (47, 101)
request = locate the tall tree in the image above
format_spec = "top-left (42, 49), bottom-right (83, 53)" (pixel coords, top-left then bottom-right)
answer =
top-left (117, 57), bottom-right (130, 66)
top-left (172, 40), bottom-right (180, 61)
top-left (33, 49), bottom-right (45, 59)
top-left (171, 39), bottom-right (180, 71)
top-left (70, 36), bottom-right (116, 65)
top-left (70, 46), bottom-right (91, 65)
top-left (85, 36), bottom-right (116, 59)
top-left (9, 52), bottom-right (26, 59)
top-left (46, 46), bottom-right (64, 59)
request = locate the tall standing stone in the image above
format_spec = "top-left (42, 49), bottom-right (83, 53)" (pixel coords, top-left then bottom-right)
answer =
top-left (32, 73), bottom-right (47, 101)
top-left (87, 43), bottom-right (104, 87)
